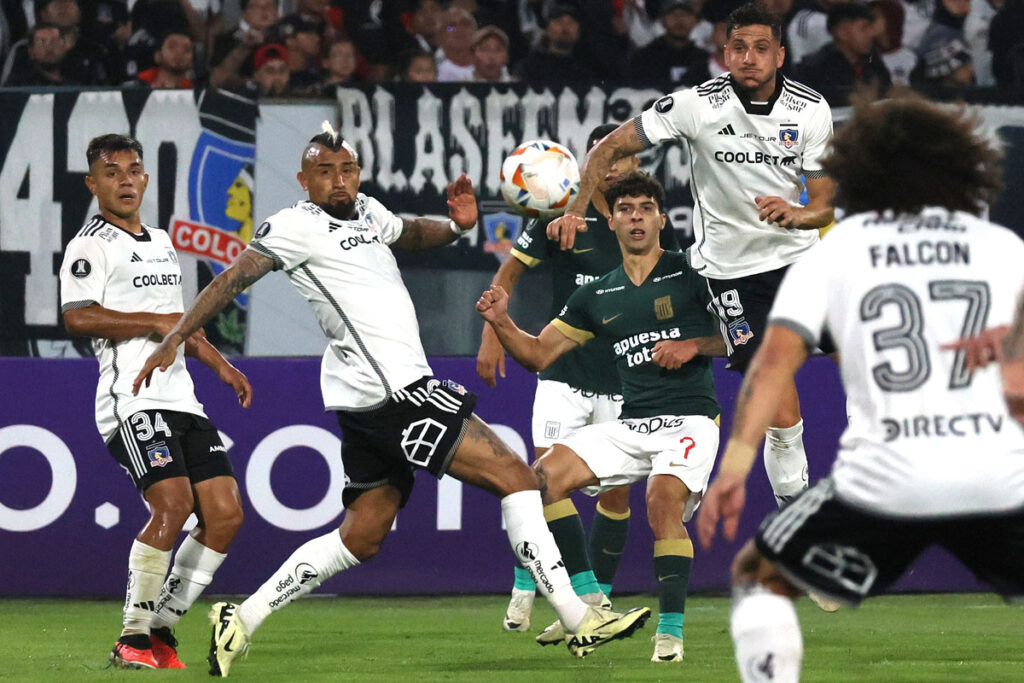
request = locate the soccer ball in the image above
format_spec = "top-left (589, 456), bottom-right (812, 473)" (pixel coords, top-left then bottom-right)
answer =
top-left (499, 140), bottom-right (581, 218)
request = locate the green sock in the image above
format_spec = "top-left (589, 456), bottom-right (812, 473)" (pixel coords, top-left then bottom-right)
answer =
top-left (513, 565), bottom-right (536, 591)
top-left (588, 502), bottom-right (630, 596)
top-left (654, 538), bottom-right (694, 639)
top-left (545, 499), bottom-right (600, 597)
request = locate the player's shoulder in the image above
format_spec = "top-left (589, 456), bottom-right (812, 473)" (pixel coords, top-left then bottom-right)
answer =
top-left (358, 192), bottom-right (398, 221)
top-left (779, 75), bottom-right (826, 107)
top-left (692, 73), bottom-right (733, 100)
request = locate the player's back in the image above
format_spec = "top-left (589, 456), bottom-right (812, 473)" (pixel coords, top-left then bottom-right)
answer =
top-left (777, 207), bottom-right (1024, 517)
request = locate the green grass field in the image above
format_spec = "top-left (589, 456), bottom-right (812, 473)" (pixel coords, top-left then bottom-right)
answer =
top-left (1, 593), bottom-right (1020, 681)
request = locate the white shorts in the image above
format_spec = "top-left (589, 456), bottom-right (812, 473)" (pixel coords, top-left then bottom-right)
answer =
top-left (531, 379), bottom-right (623, 449)
top-left (558, 414), bottom-right (720, 522)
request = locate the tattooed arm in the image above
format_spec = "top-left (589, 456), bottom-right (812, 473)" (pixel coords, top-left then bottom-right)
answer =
top-left (546, 120), bottom-right (649, 250)
top-left (132, 248), bottom-right (274, 393)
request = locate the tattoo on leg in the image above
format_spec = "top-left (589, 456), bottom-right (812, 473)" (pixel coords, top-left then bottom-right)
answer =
top-left (467, 418), bottom-right (514, 458)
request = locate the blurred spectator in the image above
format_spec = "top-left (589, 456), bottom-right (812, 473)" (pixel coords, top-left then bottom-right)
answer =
top-left (900, 0), bottom-right (936, 51)
top-left (39, 0), bottom-right (113, 82)
top-left (911, 32), bottom-right (974, 86)
top-left (3, 22), bottom-right (66, 84)
top-left (436, 6), bottom-right (476, 81)
top-left (989, 0), bottom-right (1024, 88)
top-left (706, 15), bottom-right (728, 76)
top-left (272, 13), bottom-right (321, 92)
top-left (136, 30), bottom-right (193, 87)
top-left (514, 3), bottom-right (594, 84)
top-left (397, 45), bottom-right (437, 81)
top-left (470, 23), bottom-right (511, 81)
top-left (208, 0), bottom-right (278, 89)
top-left (627, 0), bottom-right (711, 86)
top-left (124, 0), bottom-right (191, 77)
top-left (870, 0), bottom-right (918, 84)
top-left (320, 37), bottom-right (358, 93)
top-left (402, 0), bottom-right (443, 52)
top-left (78, 0), bottom-right (130, 55)
top-left (248, 41), bottom-right (288, 94)
top-left (797, 2), bottom-right (892, 103)
top-left (787, 0), bottom-right (841, 66)
top-left (964, 0), bottom-right (1001, 85)
top-left (914, 0), bottom-right (973, 86)
top-left (573, 0), bottom-right (629, 80)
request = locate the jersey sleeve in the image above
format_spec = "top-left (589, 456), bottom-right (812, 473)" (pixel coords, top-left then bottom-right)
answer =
top-left (800, 100), bottom-right (834, 175)
top-left (551, 286), bottom-right (596, 346)
top-left (60, 237), bottom-right (108, 312)
top-left (249, 208), bottom-right (313, 271)
top-left (638, 88), bottom-right (701, 146)
top-left (767, 241), bottom-right (832, 347)
top-left (365, 195), bottom-right (406, 245)
top-left (509, 217), bottom-right (549, 268)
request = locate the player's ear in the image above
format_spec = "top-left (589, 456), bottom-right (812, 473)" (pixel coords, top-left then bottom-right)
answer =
top-left (84, 173), bottom-right (95, 195)
top-left (777, 45), bottom-right (785, 69)
top-left (659, 212), bottom-right (667, 230)
top-left (296, 170), bottom-right (307, 190)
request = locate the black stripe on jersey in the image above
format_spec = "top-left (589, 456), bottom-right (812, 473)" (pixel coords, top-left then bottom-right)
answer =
top-left (249, 242), bottom-right (285, 271)
top-left (686, 138), bottom-right (710, 275)
top-left (804, 169), bottom-right (828, 179)
top-left (300, 265), bottom-right (392, 410)
top-left (61, 299), bottom-right (99, 314)
top-left (782, 79), bottom-right (823, 102)
top-left (696, 74), bottom-right (730, 94)
top-left (633, 116), bottom-right (652, 149)
top-left (110, 341), bottom-right (123, 426)
top-left (78, 217), bottom-right (103, 238)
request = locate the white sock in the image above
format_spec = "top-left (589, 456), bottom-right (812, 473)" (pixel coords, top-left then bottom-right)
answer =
top-left (150, 533), bottom-right (227, 630)
top-left (501, 490), bottom-right (588, 632)
top-left (731, 587), bottom-right (803, 683)
top-left (236, 531), bottom-right (358, 635)
top-left (763, 421), bottom-right (809, 507)
top-left (122, 540), bottom-right (172, 637)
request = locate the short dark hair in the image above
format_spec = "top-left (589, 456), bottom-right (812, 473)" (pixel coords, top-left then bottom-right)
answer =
top-left (307, 130), bottom-right (346, 153)
top-left (86, 133), bottom-right (143, 168)
top-left (826, 2), bottom-right (874, 33)
top-left (726, 2), bottom-right (782, 41)
top-left (605, 171), bottom-right (665, 212)
top-left (587, 123), bottom-right (618, 152)
top-left (822, 94), bottom-right (1002, 215)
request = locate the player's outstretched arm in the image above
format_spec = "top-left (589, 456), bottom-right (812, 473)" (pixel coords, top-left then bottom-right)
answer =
top-left (697, 325), bottom-right (809, 549)
top-left (132, 248), bottom-right (274, 394)
top-left (63, 305), bottom-right (185, 343)
top-left (651, 334), bottom-right (727, 370)
top-left (755, 175), bottom-right (836, 231)
top-left (547, 121), bottom-right (647, 250)
top-left (185, 335), bottom-right (253, 408)
top-left (476, 285), bottom-right (577, 372)
top-left (477, 257), bottom-right (529, 387)
top-left (393, 173), bottom-right (478, 251)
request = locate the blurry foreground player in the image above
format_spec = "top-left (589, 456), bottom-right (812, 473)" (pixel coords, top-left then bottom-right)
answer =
top-left (697, 96), bottom-right (1024, 683)
top-left (135, 123), bottom-right (650, 677)
top-left (60, 134), bottom-right (252, 669)
top-left (478, 172), bottom-right (725, 663)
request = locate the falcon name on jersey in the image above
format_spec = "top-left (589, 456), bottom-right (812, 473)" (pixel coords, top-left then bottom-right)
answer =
top-left (250, 195), bottom-right (432, 411)
top-left (769, 207), bottom-right (1024, 517)
top-left (553, 250), bottom-right (720, 420)
top-left (638, 73), bottom-right (833, 280)
top-left (59, 216), bottom-right (205, 442)
top-left (510, 205), bottom-right (682, 395)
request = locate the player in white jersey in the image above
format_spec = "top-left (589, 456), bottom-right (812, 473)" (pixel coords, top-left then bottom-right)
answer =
top-left (135, 124), bottom-right (651, 676)
top-left (548, 3), bottom-right (838, 547)
top-left (59, 134), bottom-right (252, 670)
top-left (696, 96), bottom-right (1024, 682)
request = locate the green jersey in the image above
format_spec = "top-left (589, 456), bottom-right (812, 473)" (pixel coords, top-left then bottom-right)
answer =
top-left (510, 205), bottom-right (681, 394)
top-left (552, 250), bottom-right (720, 420)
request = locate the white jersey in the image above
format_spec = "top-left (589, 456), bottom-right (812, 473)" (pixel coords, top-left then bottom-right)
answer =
top-left (786, 8), bottom-right (829, 66)
top-left (250, 195), bottom-right (432, 411)
top-left (59, 216), bottom-right (205, 443)
top-left (770, 208), bottom-right (1024, 517)
top-left (639, 74), bottom-right (833, 279)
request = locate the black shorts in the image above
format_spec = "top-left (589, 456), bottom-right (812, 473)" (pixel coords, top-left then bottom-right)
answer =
top-left (336, 377), bottom-right (477, 509)
top-left (706, 266), bottom-right (835, 372)
top-left (754, 478), bottom-right (1024, 606)
top-left (108, 409), bottom-right (234, 492)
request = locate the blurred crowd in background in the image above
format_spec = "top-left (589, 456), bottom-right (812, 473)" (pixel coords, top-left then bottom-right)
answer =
top-left (0, 0), bottom-right (1021, 101)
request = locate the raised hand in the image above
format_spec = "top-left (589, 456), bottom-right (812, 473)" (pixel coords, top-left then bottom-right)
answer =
top-left (546, 212), bottom-right (588, 250)
top-left (447, 173), bottom-right (478, 230)
top-left (475, 284), bottom-right (509, 323)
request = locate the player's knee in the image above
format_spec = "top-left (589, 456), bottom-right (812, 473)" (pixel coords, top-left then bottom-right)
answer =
top-left (532, 459), bottom-right (568, 504)
top-left (343, 526), bottom-right (390, 561)
top-left (205, 500), bottom-right (244, 540)
top-left (149, 497), bottom-right (195, 530)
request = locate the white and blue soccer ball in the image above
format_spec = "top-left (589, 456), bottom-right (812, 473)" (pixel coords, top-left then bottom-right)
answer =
top-left (499, 139), bottom-right (581, 218)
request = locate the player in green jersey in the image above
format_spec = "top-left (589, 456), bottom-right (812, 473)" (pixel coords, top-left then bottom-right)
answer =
top-left (478, 124), bottom-right (681, 633)
top-left (477, 172), bottom-right (725, 663)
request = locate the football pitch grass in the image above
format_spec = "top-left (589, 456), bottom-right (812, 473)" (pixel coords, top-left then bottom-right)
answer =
top-left (1, 593), bottom-right (1021, 681)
